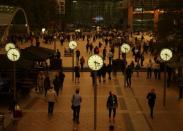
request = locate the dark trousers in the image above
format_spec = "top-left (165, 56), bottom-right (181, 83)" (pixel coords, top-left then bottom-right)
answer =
top-left (126, 76), bottom-right (131, 87)
top-left (73, 105), bottom-right (80, 123)
top-left (109, 108), bottom-right (116, 118)
top-left (148, 103), bottom-right (154, 118)
top-left (147, 68), bottom-right (152, 79)
top-left (48, 102), bottom-right (55, 115)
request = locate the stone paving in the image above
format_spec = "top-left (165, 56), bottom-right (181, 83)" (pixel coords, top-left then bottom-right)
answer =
top-left (5, 71), bottom-right (183, 131)
top-left (1, 35), bottom-right (183, 131)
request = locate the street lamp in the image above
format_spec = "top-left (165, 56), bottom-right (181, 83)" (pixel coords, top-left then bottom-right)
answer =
top-left (121, 43), bottom-right (131, 87)
top-left (88, 54), bottom-right (104, 130)
top-left (69, 41), bottom-right (77, 81)
top-left (160, 48), bottom-right (173, 106)
top-left (6, 44), bottom-right (20, 101)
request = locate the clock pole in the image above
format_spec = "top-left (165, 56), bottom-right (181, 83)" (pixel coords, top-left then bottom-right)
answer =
top-left (93, 71), bottom-right (97, 130)
top-left (69, 41), bottom-right (77, 82)
top-left (121, 43), bottom-right (131, 88)
top-left (160, 48), bottom-right (173, 106)
top-left (13, 62), bottom-right (16, 101)
top-left (163, 64), bottom-right (167, 106)
top-left (88, 55), bottom-right (103, 130)
top-left (72, 50), bottom-right (74, 81)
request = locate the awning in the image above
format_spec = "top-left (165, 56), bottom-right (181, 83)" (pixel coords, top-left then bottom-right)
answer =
top-left (0, 54), bottom-right (34, 71)
top-left (21, 46), bottom-right (55, 61)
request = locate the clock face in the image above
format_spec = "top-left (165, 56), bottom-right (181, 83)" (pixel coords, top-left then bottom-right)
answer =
top-left (7, 48), bottom-right (20, 61)
top-left (121, 43), bottom-right (130, 53)
top-left (88, 55), bottom-right (104, 71)
top-left (5, 43), bottom-right (15, 52)
top-left (160, 48), bottom-right (172, 61)
top-left (69, 41), bottom-right (77, 50)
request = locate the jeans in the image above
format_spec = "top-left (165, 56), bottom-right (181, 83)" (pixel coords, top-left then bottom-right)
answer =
top-left (73, 105), bottom-right (80, 123)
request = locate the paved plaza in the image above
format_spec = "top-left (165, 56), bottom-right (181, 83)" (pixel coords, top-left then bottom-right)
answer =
top-left (1, 37), bottom-right (183, 131)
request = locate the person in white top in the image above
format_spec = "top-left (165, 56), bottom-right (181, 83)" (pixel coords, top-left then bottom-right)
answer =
top-left (46, 86), bottom-right (57, 116)
top-left (71, 88), bottom-right (82, 124)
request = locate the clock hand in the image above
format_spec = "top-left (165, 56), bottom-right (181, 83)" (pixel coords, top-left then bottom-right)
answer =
top-left (94, 61), bottom-right (101, 69)
top-left (12, 53), bottom-right (17, 58)
top-left (94, 61), bottom-right (100, 65)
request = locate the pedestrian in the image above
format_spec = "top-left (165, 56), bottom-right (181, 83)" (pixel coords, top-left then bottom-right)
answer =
top-left (107, 91), bottom-right (118, 122)
top-left (80, 56), bottom-right (85, 70)
top-left (101, 63), bottom-right (107, 82)
top-left (37, 72), bottom-right (44, 93)
top-left (58, 70), bottom-right (65, 90)
top-left (146, 88), bottom-right (156, 119)
top-left (125, 65), bottom-right (132, 87)
top-left (147, 59), bottom-right (153, 79)
top-left (44, 75), bottom-right (51, 96)
top-left (102, 47), bottom-right (107, 60)
top-left (46, 86), bottom-right (57, 116)
top-left (53, 74), bottom-right (61, 96)
top-left (107, 63), bottom-right (112, 80)
top-left (74, 65), bottom-right (80, 83)
top-left (75, 49), bottom-right (80, 65)
top-left (109, 125), bottom-right (115, 131)
top-left (71, 88), bottom-right (82, 124)
top-left (135, 62), bottom-right (141, 77)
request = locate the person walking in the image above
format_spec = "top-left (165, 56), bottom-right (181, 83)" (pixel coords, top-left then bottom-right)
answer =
top-left (107, 91), bottom-right (118, 122)
top-left (58, 70), bottom-right (65, 91)
top-left (147, 59), bottom-right (153, 79)
top-left (146, 88), bottom-right (156, 119)
top-left (80, 56), bottom-right (85, 70)
top-left (44, 75), bottom-right (51, 96)
top-left (74, 65), bottom-right (80, 83)
top-left (107, 63), bottom-right (112, 80)
top-left (125, 65), bottom-right (132, 87)
top-left (53, 74), bottom-right (60, 96)
top-left (71, 88), bottom-right (82, 124)
top-left (75, 49), bottom-right (80, 65)
top-left (46, 86), bottom-right (57, 116)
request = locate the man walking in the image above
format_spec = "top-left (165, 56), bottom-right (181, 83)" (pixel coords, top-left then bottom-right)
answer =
top-left (146, 88), bottom-right (156, 119)
top-left (107, 91), bottom-right (118, 122)
top-left (53, 74), bottom-right (60, 96)
top-left (71, 88), bottom-right (82, 124)
top-left (46, 86), bottom-right (57, 116)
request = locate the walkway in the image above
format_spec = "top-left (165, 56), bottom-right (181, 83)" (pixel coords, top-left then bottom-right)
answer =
top-left (1, 34), bottom-right (183, 131)
top-left (5, 71), bottom-right (183, 131)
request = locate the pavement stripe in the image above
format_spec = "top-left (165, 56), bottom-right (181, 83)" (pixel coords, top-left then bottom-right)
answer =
top-left (129, 87), bottom-right (154, 131)
top-left (122, 113), bottom-right (135, 131)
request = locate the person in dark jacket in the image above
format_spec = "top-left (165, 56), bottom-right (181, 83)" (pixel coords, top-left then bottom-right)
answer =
top-left (146, 88), bottom-right (156, 119)
top-left (125, 65), bottom-right (132, 87)
top-left (53, 74), bottom-right (60, 96)
top-left (58, 70), bottom-right (65, 90)
top-left (107, 91), bottom-right (118, 122)
top-left (107, 64), bottom-right (112, 80)
top-left (44, 75), bottom-right (51, 96)
top-left (74, 65), bottom-right (80, 83)
top-left (101, 63), bottom-right (107, 82)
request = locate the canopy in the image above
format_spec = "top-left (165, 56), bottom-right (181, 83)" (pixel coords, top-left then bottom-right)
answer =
top-left (0, 54), bottom-right (34, 71)
top-left (21, 46), bottom-right (55, 61)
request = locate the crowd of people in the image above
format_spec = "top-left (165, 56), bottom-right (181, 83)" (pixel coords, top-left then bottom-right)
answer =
top-left (6, 28), bottom-right (175, 130)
